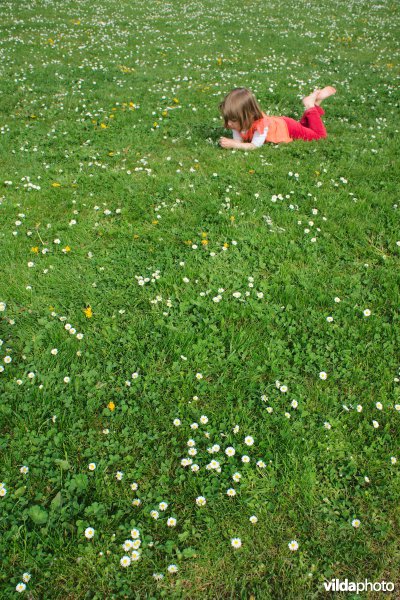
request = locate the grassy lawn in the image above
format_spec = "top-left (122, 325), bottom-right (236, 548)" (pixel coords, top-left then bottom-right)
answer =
top-left (0, 0), bottom-right (399, 597)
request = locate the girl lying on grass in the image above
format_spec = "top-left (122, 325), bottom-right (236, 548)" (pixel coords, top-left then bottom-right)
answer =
top-left (219, 86), bottom-right (336, 150)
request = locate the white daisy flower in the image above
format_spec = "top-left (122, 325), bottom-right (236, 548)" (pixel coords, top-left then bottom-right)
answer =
top-left (167, 564), bottom-right (178, 574)
top-left (84, 527), bottom-right (95, 539)
top-left (123, 540), bottom-right (134, 551)
top-left (250, 515), bottom-right (258, 524)
top-left (120, 556), bottom-right (131, 567)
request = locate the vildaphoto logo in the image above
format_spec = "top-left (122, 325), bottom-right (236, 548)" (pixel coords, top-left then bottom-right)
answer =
top-left (323, 579), bottom-right (395, 594)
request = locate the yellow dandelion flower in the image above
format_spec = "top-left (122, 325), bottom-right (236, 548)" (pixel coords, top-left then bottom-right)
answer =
top-left (52, 182), bottom-right (61, 187)
top-left (201, 239), bottom-right (208, 245)
top-left (100, 123), bottom-right (107, 129)
top-left (107, 401), bottom-right (115, 411)
top-left (31, 246), bottom-right (39, 254)
top-left (201, 232), bottom-right (208, 238)
top-left (83, 306), bottom-right (93, 318)
top-left (230, 216), bottom-right (235, 222)
top-left (63, 245), bottom-right (71, 253)
top-left (152, 219), bottom-right (159, 225)
top-left (223, 242), bottom-right (229, 248)
top-left (173, 98), bottom-right (179, 104)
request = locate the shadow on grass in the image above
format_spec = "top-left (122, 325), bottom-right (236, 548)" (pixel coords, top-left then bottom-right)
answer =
top-left (190, 125), bottom-right (227, 142)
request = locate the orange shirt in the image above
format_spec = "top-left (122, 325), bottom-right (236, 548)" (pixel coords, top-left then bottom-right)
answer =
top-left (241, 113), bottom-right (293, 144)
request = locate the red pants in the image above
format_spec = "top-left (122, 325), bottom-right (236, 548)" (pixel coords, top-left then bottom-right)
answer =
top-left (282, 106), bottom-right (327, 141)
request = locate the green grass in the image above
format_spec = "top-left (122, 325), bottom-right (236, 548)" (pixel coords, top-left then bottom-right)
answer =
top-left (1, 0), bottom-right (400, 597)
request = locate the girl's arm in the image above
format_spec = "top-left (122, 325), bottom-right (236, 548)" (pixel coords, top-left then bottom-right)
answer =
top-left (219, 137), bottom-right (257, 150)
top-left (219, 127), bottom-right (268, 150)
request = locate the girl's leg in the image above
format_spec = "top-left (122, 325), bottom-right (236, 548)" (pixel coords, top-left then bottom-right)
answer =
top-left (283, 106), bottom-right (327, 141)
top-left (301, 106), bottom-right (327, 137)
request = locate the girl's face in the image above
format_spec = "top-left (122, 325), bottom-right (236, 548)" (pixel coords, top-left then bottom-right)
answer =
top-left (227, 119), bottom-right (241, 131)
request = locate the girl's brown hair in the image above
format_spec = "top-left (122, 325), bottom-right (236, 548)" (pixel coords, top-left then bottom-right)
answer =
top-left (219, 88), bottom-right (263, 131)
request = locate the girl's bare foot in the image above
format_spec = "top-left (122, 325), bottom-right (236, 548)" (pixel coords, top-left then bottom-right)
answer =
top-left (302, 90), bottom-right (319, 109)
top-left (315, 86), bottom-right (336, 106)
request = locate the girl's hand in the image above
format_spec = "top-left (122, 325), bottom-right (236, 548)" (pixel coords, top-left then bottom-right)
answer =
top-left (219, 137), bottom-right (237, 149)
